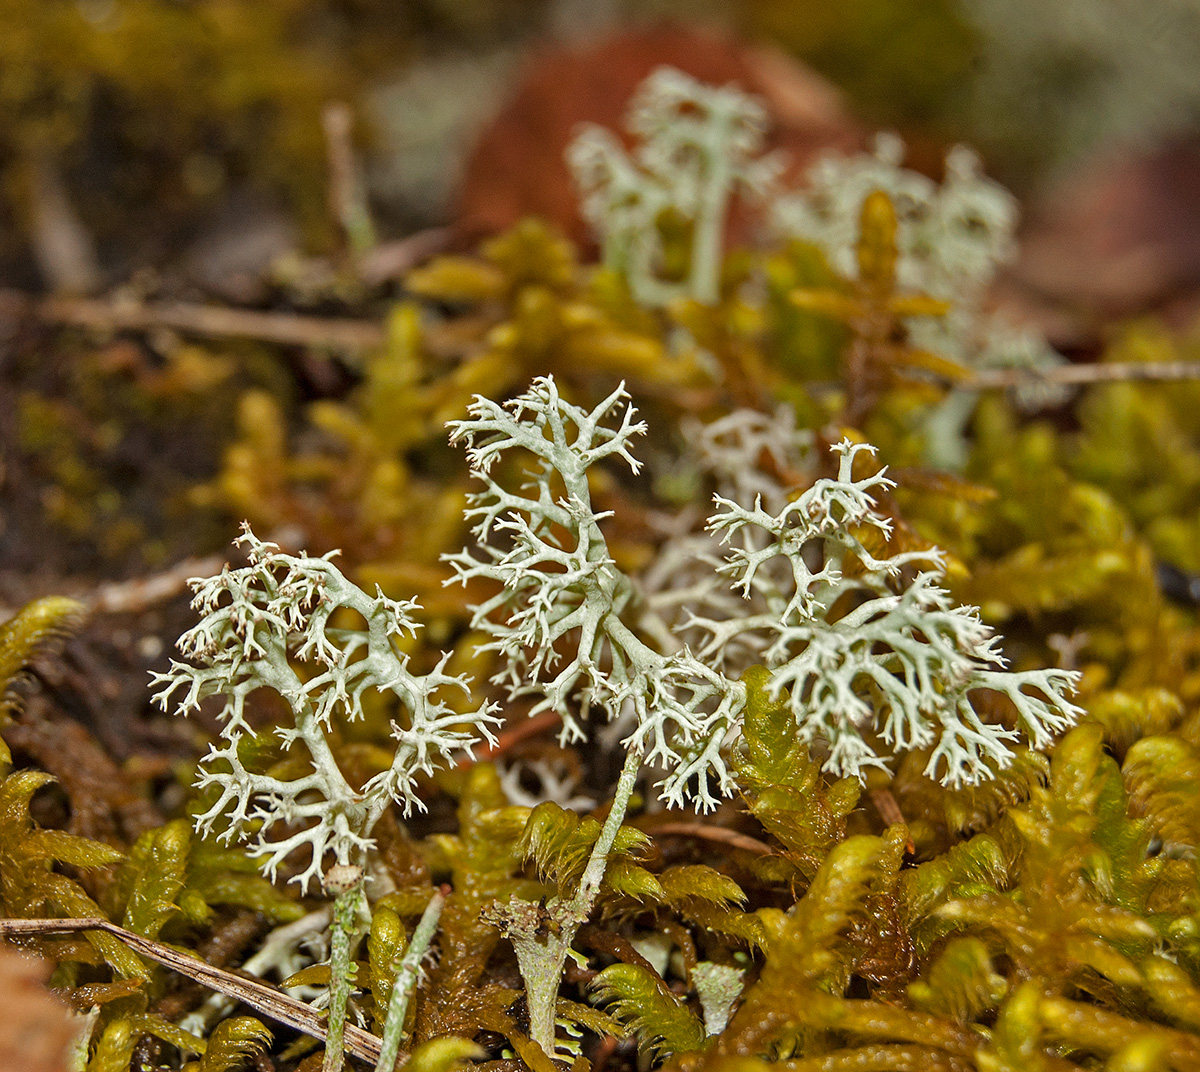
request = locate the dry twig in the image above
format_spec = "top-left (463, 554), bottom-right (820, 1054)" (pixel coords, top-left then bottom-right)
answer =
top-left (0, 917), bottom-right (390, 1065)
top-left (87, 555), bottom-right (226, 617)
top-left (0, 555), bottom-right (225, 626)
top-left (4, 286), bottom-right (1199, 390)
top-left (960, 359), bottom-right (1200, 390)
top-left (0, 289), bottom-right (385, 352)
top-left (467, 711), bottom-right (564, 765)
top-left (649, 823), bottom-right (775, 856)
top-left (323, 103), bottom-right (376, 258)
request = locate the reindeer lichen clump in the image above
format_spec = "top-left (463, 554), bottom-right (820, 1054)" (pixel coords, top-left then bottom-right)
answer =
top-left (445, 374), bottom-right (1082, 1053)
top-left (445, 379), bottom-right (745, 812)
top-left (152, 525), bottom-right (498, 1070)
top-left (151, 72), bottom-right (1084, 1062)
top-left (569, 66), bottom-right (783, 306)
top-left (153, 525), bottom-right (498, 891)
top-left (155, 366), bottom-right (1083, 1065)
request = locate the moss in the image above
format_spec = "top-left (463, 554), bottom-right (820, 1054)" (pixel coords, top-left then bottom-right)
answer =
top-left (10, 63), bottom-right (1200, 1072)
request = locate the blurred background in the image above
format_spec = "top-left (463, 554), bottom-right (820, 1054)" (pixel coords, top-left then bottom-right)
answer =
top-left (2, 0), bottom-right (1199, 303)
top-left (4, 0), bottom-right (1200, 588)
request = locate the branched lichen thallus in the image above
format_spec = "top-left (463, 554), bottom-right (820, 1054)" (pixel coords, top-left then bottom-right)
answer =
top-left (443, 375), bottom-right (1082, 1059)
top-left (152, 526), bottom-right (499, 1071)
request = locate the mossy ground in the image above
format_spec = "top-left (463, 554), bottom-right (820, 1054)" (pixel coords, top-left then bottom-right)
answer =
top-left (3, 12), bottom-right (1200, 1072)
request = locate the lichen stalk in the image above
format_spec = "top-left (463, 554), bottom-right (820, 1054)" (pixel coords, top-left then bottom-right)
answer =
top-left (375, 889), bottom-right (446, 1072)
top-left (519, 747), bottom-right (643, 1055)
top-left (323, 879), bottom-right (367, 1072)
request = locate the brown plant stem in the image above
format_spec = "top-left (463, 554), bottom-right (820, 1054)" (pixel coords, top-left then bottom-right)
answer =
top-left (0, 289), bottom-right (385, 352)
top-left (0, 916), bottom-right (391, 1065)
top-left (649, 823), bottom-right (774, 856)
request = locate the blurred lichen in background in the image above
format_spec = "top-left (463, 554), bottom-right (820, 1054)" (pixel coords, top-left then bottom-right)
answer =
top-left (6, 0), bottom-right (1200, 294)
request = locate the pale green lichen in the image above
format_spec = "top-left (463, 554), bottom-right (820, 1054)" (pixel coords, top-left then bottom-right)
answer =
top-left (152, 525), bottom-right (499, 891)
top-left (569, 66), bottom-right (782, 306)
top-left (444, 374), bottom-right (1081, 1056)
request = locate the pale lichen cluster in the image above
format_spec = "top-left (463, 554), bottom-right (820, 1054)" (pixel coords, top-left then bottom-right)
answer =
top-left (569, 67), bottom-right (783, 306)
top-left (147, 67), bottom-right (1096, 1067)
top-left (449, 377), bottom-right (1082, 801)
top-left (158, 377), bottom-right (1083, 879)
top-left (152, 526), bottom-right (498, 893)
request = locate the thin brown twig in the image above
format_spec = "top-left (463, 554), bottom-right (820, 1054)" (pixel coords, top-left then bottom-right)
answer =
top-left (0, 289), bottom-right (386, 352)
top-left (867, 788), bottom-right (915, 853)
top-left (867, 787), bottom-right (906, 827)
top-left (466, 711), bottom-right (564, 765)
top-left (960, 359), bottom-right (1200, 390)
top-left (22, 147), bottom-right (101, 295)
top-left (357, 230), bottom-right (454, 286)
top-left (0, 917), bottom-right (391, 1065)
top-left (87, 554), bottom-right (225, 616)
top-left (4, 285), bottom-right (1199, 388)
top-left (650, 823), bottom-right (775, 856)
top-left (322, 102), bottom-right (376, 258)
top-left (0, 554), bottom-right (225, 625)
